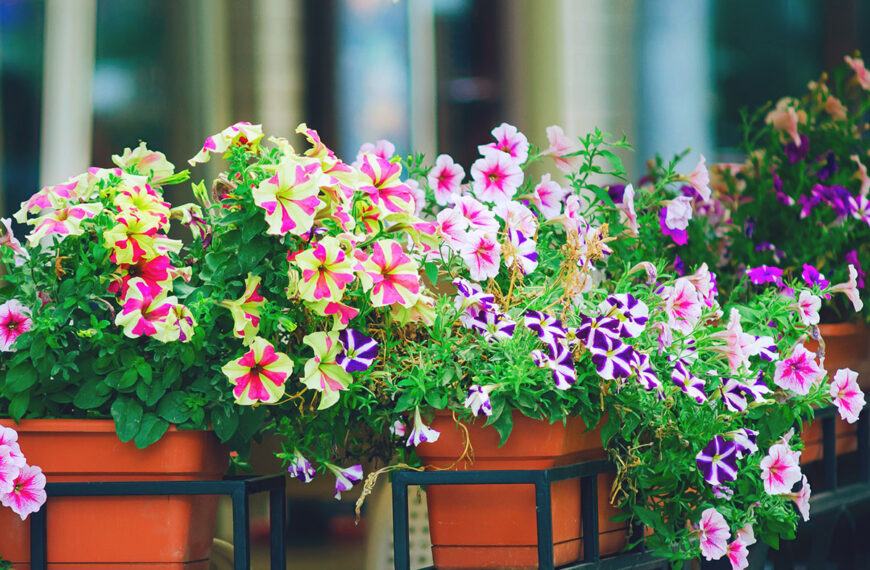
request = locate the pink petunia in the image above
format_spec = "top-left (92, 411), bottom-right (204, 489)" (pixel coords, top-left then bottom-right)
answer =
top-left (114, 278), bottom-right (177, 341)
top-left (221, 337), bottom-right (293, 405)
top-left (665, 196), bottom-right (694, 230)
top-left (726, 540), bottom-right (749, 570)
top-left (830, 265), bottom-right (864, 312)
top-left (685, 155), bottom-right (712, 202)
top-left (427, 154), bottom-right (466, 206)
top-left (846, 55), bottom-right (870, 91)
top-left (0, 446), bottom-right (21, 495)
top-left (662, 278), bottom-right (703, 335)
top-left (360, 240), bottom-right (421, 308)
top-left (355, 139), bottom-right (396, 163)
top-left (470, 152), bottom-right (524, 204)
top-left (435, 208), bottom-right (471, 251)
top-left (452, 194), bottom-right (500, 237)
top-left (1, 463), bottom-right (47, 520)
top-left (478, 122), bottom-right (529, 164)
top-left (760, 443), bottom-right (802, 495)
top-left (795, 290), bottom-right (821, 326)
top-left (697, 507), bottom-right (730, 561)
top-left (786, 475), bottom-right (811, 521)
top-left (0, 426), bottom-right (25, 468)
top-left (0, 299), bottom-right (32, 352)
top-left (765, 99), bottom-right (805, 148)
top-left (617, 184), bottom-right (639, 236)
top-left (773, 344), bottom-right (825, 395)
top-left (493, 200), bottom-right (537, 237)
top-left (459, 231), bottom-right (501, 282)
top-left (851, 154), bottom-right (870, 198)
top-left (530, 173), bottom-right (569, 220)
top-left (543, 125), bottom-right (581, 172)
top-left (830, 368), bottom-right (866, 424)
top-left (710, 308), bottom-right (759, 373)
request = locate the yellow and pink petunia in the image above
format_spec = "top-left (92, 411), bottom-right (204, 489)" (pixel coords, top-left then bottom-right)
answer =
top-left (293, 237), bottom-right (356, 303)
top-left (221, 337), bottom-right (293, 405)
top-left (112, 142), bottom-right (176, 186)
top-left (301, 331), bottom-right (353, 409)
top-left (251, 158), bottom-right (324, 236)
top-left (103, 213), bottom-right (182, 265)
top-left (114, 278), bottom-right (178, 340)
top-left (113, 183), bottom-right (171, 227)
top-left (219, 274), bottom-right (266, 344)
top-left (357, 154), bottom-right (415, 216)
top-left (188, 122), bottom-right (264, 166)
top-left (360, 240), bottom-right (421, 308)
top-left (26, 202), bottom-right (104, 247)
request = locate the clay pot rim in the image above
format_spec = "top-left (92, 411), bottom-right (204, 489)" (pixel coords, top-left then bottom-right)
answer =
top-left (0, 418), bottom-right (202, 434)
top-left (818, 321), bottom-right (867, 336)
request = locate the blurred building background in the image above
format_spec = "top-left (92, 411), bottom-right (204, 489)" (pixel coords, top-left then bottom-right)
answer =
top-left (3, 0), bottom-right (870, 567)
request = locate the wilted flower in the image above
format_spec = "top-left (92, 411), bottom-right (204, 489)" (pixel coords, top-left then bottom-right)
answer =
top-left (326, 463), bottom-right (363, 500)
top-left (287, 450), bottom-right (316, 483)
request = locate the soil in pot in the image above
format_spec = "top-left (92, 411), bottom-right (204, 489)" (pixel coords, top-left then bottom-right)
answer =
top-left (413, 411), bottom-right (626, 569)
top-left (0, 419), bottom-right (227, 569)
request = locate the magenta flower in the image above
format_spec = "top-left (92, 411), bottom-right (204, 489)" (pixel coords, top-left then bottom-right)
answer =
top-left (0, 218), bottom-right (28, 266)
top-left (685, 154), bottom-right (712, 202)
top-left (671, 360), bottom-right (707, 403)
top-left (336, 329), bottom-right (379, 373)
top-left (0, 463), bottom-right (46, 520)
top-left (726, 540), bottom-right (749, 570)
top-left (458, 231), bottom-right (501, 282)
top-left (361, 239), bottom-right (421, 307)
top-left (452, 194), bottom-right (499, 237)
top-left (746, 265), bottom-right (784, 286)
top-left (760, 443), bottom-right (802, 495)
top-left (830, 264), bottom-right (864, 312)
top-left (114, 278), bottom-right (178, 341)
top-left (773, 344), bottom-right (825, 395)
top-left (358, 154), bottom-right (416, 215)
top-left (464, 384), bottom-right (496, 417)
top-left (830, 367), bottom-right (866, 424)
top-left (697, 507), bottom-right (730, 561)
top-left (470, 152), bottom-right (523, 204)
top-left (287, 450), bottom-right (316, 483)
top-left (786, 475), bottom-right (811, 521)
top-left (531, 174), bottom-right (569, 220)
top-left (658, 207), bottom-right (688, 245)
top-left (695, 435), bottom-right (738, 486)
top-left (221, 337), bottom-right (293, 405)
top-left (0, 447), bottom-right (21, 495)
top-left (543, 125), bottom-right (581, 172)
top-left (252, 159), bottom-right (324, 237)
top-left (0, 426), bottom-right (25, 468)
top-left (849, 194), bottom-right (870, 227)
top-left (478, 122), bottom-right (529, 164)
top-left (0, 299), bottom-right (32, 352)
top-left (407, 407), bottom-right (440, 447)
top-left (662, 278), bottom-right (702, 335)
top-left (326, 463), bottom-right (363, 500)
top-left (427, 154), bottom-right (465, 205)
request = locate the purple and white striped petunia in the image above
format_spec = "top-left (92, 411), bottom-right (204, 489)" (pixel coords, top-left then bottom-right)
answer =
top-left (588, 335), bottom-right (635, 380)
top-left (696, 435), bottom-right (739, 486)
top-left (326, 463), bottom-right (363, 499)
top-left (336, 329), bottom-right (379, 373)
top-left (672, 360), bottom-right (707, 403)
top-left (531, 342), bottom-right (577, 389)
top-left (631, 351), bottom-right (662, 392)
top-left (453, 278), bottom-right (498, 328)
top-left (575, 316), bottom-right (622, 350)
top-left (738, 371), bottom-right (771, 403)
top-left (407, 407), bottom-right (441, 447)
top-left (464, 384), bottom-right (496, 416)
top-left (468, 310), bottom-right (516, 342)
top-left (728, 428), bottom-right (759, 459)
top-left (720, 378), bottom-right (749, 413)
top-left (504, 229), bottom-right (538, 275)
top-left (597, 293), bottom-right (649, 338)
top-left (523, 310), bottom-right (567, 345)
top-left (749, 335), bottom-right (778, 362)
top-left (287, 449), bottom-right (316, 483)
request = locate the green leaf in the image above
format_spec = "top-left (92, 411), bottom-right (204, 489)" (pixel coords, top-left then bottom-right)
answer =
top-left (598, 149), bottom-right (627, 177)
top-left (4, 362), bottom-right (37, 394)
top-left (238, 237), bottom-right (270, 272)
top-left (73, 380), bottom-right (112, 409)
top-left (136, 378), bottom-right (165, 407)
top-left (491, 409), bottom-right (514, 447)
top-left (29, 336), bottom-right (47, 361)
top-left (136, 362), bottom-right (153, 385)
top-left (134, 413), bottom-right (169, 449)
top-left (423, 262), bottom-right (439, 287)
top-left (9, 393), bottom-right (29, 420)
top-left (589, 185), bottom-right (616, 209)
top-left (110, 397), bottom-right (143, 443)
top-left (211, 406), bottom-right (240, 442)
top-left (601, 412), bottom-right (620, 446)
top-left (157, 391), bottom-right (191, 424)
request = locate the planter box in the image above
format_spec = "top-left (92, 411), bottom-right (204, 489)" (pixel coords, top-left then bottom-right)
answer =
top-left (0, 419), bottom-right (227, 569)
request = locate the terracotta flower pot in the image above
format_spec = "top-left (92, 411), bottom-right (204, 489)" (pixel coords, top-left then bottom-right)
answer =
top-left (414, 411), bottom-right (625, 569)
top-left (801, 322), bottom-right (870, 463)
top-left (0, 419), bottom-right (227, 569)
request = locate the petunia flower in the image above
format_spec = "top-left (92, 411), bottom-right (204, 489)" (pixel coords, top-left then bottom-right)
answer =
top-left (616, 184), bottom-right (639, 236)
top-left (850, 194), bottom-right (870, 227)
top-left (427, 154), bottom-right (465, 205)
top-left (696, 435), bottom-right (738, 486)
top-left (252, 158), bottom-right (324, 236)
top-left (830, 368), bottom-right (866, 424)
top-left (0, 218), bottom-right (29, 266)
top-left (687, 263), bottom-right (719, 308)
top-left (0, 463), bottom-right (46, 520)
top-left (726, 540), bottom-right (749, 570)
top-left (530, 174), bottom-right (569, 220)
top-left (358, 154), bottom-right (415, 215)
top-left (720, 378), bottom-right (749, 413)
top-left (845, 251), bottom-right (866, 289)
top-left (356, 139), bottom-right (396, 163)
top-left (390, 420), bottom-right (407, 437)
top-left (166, 304), bottom-right (197, 343)
top-left (765, 98), bottom-right (806, 148)
top-left (391, 293), bottom-right (437, 327)
top-left (458, 231), bottom-right (501, 282)
top-left (294, 237), bottom-right (356, 303)
top-left (360, 239), bottom-right (421, 307)
top-left (630, 352), bottom-right (662, 392)
top-left (26, 202), bottom-right (103, 247)
top-left (464, 384), bottom-right (496, 417)
top-left (0, 427), bottom-right (25, 468)
top-left (221, 337), bottom-right (292, 405)
top-left (738, 372), bottom-right (772, 403)
top-left (524, 310), bottom-right (567, 346)
top-left (746, 265), bottom-right (784, 286)
top-left (684, 155), bottom-right (712, 202)
top-left (407, 407), bottom-right (441, 447)
top-left (845, 55), bottom-right (870, 90)
top-left (587, 335), bottom-right (636, 381)
top-left (493, 200), bottom-right (537, 237)
top-left (188, 121), bottom-right (263, 165)
top-left (795, 290), bottom-right (821, 326)
top-left (478, 122), bottom-right (529, 164)
top-left (671, 360), bottom-right (707, 403)
top-left (728, 428), bottom-right (759, 459)
top-left (301, 331), bottom-right (354, 409)
top-left (774, 344), bottom-right (825, 395)
top-left (0, 446), bottom-right (21, 495)
top-left (658, 207), bottom-right (688, 245)
top-left (553, 194), bottom-right (588, 233)
top-left (760, 443), bottom-right (802, 495)
top-left (434, 207), bottom-right (471, 251)
top-left (219, 274), bottom-right (265, 344)
top-left (786, 475), bottom-right (811, 521)
top-left (113, 141), bottom-right (176, 185)
top-left (575, 316), bottom-right (622, 350)
top-left (503, 229), bottom-right (538, 275)
top-left (468, 309), bottom-right (516, 343)
top-left (851, 154), bottom-right (870, 197)
top-left (336, 329), bottom-right (379, 373)
top-left (697, 507), bottom-right (730, 561)
top-left (103, 212), bottom-right (182, 265)
top-left (113, 183), bottom-right (171, 226)
top-left (0, 300), bottom-right (32, 352)
top-left (665, 196), bottom-right (694, 230)
top-left (598, 293), bottom-right (649, 338)
top-left (453, 278), bottom-right (498, 326)
top-left (287, 450), bottom-right (316, 483)
top-left (542, 125), bottom-right (581, 172)
top-left (326, 463), bottom-right (363, 500)
top-left (662, 278), bottom-right (702, 335)
top-left (830, 264), bottom-right (864, 312)
top-left (471, 152), bottom-right (524, 204)
top-left (531, 341), bottom-right (577, 389)
top-left (114, 279), bottom-right (178, 341)
top-left (452, 194), bottom-right (499, 237)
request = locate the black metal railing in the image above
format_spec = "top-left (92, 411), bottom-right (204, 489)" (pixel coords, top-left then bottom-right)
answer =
top-left (28, 474), bottom-right (286, 570)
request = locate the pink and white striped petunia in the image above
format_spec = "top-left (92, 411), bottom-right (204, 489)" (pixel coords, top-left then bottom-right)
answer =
top-left (435, 207), bottom-right (471, 251)
top-left (355, 139), bottom-right (396, 163)
top-left (478, 122), bottom-right (529, 164)
top-left (1, 218), bottom-right (29, 266)
top-left (471, 152), bottom-right (524, 205)
top-left (458, 231), bottom-right (501, 282)
top-left (326, 463), bottom-right (363, 500)
top-left (427, 154), bottom-right (466, 205)
top-left (846, 55), bottom-right (870, 91)
top-left (543, 125), bottom-right (582, 172)
top-left (452, 194), bottom-right (499, 237)
top-left (114, 278), bottom-right (178, 341)
top-left (219, 274), bottom-right (266, 344)
top-left (360, 240), bottom-right (421, 307)
top-left (617, 184), bottom-right (639, 236)
top-left (684, 154), bottom-right (712, 202)
top-left (665, 196), bottom-right (694, 230)
top-left (0, 446), bottom-right (21, 495)
top-left (310, 300), bottom-right (360, 329)
top-left (252, 158), bottom-right (325, 236)
top-left (760, 443), bottom-right (802, 495)
top-left (0, 427), bottom-right (25, 468)
top-left (795, 290), bottom-right (821, 326)
top-left (726, 540), bottom-right (749, 570)
top-left (830, 264), bottom-right (864, 312)
top-left (0, 300), bottom-right (32, 352)
top-left (221, 337), bottom-right (292, 405)
top-left (662, 278), bottom-right (703, 335)
top-left (188, 122), bottom-right (263, 166)
top-left (0, 463), bottom-right (46, 520)
top-left (407, 407), bottom-right (441, 447)
top-left (26, 202), bottom-right (103, 247)
top-left (294, 237), bottom-right (356, 303)
top-left (494, 200), bottom-right (537, 237)
top-left (697, 507), bottom-right (730, 561)
top-left (710, 308), bottom-right (758, 373)
top-left (786, 475), bottom-right (811, 521)
top-left (503, 229), bottom-right (538, 275)
top-left (301, 331), bottom-right (354, 409)
top-left (530, 174), bottom-right (569, 220)
top-left (830, 368), bottom-right (866, 423)
top-left (358, 154), bottom-right (415, 215)
top-left (773, 344), bottom-right (825, 395)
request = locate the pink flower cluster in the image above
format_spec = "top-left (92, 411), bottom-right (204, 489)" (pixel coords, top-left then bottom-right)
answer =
top-left (0, 425), bottom-right (46, 520)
